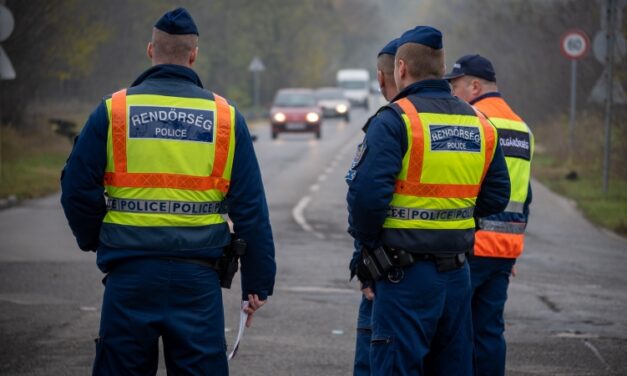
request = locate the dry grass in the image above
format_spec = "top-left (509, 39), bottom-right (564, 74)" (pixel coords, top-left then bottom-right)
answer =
top-left (0, 99), bottom-right (94, 199)
top-left (532, 111), bottom-right (627, 236)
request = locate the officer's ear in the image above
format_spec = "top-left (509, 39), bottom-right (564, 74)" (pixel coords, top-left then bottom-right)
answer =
top-left (470, 78), bottom-right (482, 97)
top-left (377, 69), bottom-right (385, 91)
top-left (188, 47), bottom-right (198, 67)
top-left (147, 42), bottom-right (154, 60)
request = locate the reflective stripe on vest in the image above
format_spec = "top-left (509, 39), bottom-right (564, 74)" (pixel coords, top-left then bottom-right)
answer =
top-left (477, 218), bottom-right (526, 234)
top-left (388, 205), bottom-right (475, 221)
top-left (103, 89), bottom-right (235, 228)
top-left (473, 95), bottom-right (533, 258)
top-left (383, 97), bottom-right (497, 231)
top-left (107, 197), bottom-right (226, 215)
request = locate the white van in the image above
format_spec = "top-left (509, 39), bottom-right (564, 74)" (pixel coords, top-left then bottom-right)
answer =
top-left (336, 69), bottom-right (370, 109)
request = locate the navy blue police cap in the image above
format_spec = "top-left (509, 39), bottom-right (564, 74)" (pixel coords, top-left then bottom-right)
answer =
top-left (443, 54), bottom-right (496, 82)
top-left (155, 7), bottom-right (199, 36)
top-left (378, 38), bottom-right (399, 57)
top-left (398, 26), bottom-right (443, 50)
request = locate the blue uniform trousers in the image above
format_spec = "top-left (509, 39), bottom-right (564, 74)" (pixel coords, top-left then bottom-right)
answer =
top-left (353, 295), bottom-right (373, 376)
top-left (370, 260), bottom-right (473, 376)
top-left (469, 257), bottom-right (515, 376)
top-left (93, 258), bottom-right (228, 376)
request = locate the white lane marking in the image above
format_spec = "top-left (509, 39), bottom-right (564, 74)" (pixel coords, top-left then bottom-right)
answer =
top-left (291, 128), bottom-right (363, 239)
top-left (292, 196), bottom-right (314, 232)
top-left (583, 340), bottom-right (611, 370)
top-left (292, 196), bottom-right (326, 239)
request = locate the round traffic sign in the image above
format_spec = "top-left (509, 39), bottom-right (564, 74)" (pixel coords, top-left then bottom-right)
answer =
top-left (593, 31), bottom-right (627, 64)
top-left (0, 5), bottom-right (15, 42)
top-left (560, 30), bottom-right (590, 60)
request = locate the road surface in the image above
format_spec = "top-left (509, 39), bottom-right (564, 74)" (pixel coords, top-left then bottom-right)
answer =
top-left (1, 106), bottom-right (626, 375)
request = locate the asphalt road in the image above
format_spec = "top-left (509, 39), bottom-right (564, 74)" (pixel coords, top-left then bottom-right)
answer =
top-left (1, 103), bottom-right (626, 375)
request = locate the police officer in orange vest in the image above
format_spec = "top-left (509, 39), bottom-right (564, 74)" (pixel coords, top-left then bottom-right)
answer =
top-left (61, 8), bottom-right (276, 375)
top-left (445, 54), bottom-right (534, 376)
top-left (346, 27), bottom-right (510, 375)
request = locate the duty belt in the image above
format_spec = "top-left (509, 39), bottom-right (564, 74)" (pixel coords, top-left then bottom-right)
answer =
top-left (107, 197), bottom-right (228, 215)
top-left (160, 257), bottom-right (219, 270)
top-left (386, 247), bottom-right (466, 272)
top-left (356, 246), bottom-right (467, 283)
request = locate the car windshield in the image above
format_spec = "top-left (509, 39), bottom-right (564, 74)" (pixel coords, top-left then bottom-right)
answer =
top-left (315, 89), bottom-right (345, 100)
top-left (274, 92), bottom-right (316, 107)
top-left (339, 80), bottom-right (367, 90)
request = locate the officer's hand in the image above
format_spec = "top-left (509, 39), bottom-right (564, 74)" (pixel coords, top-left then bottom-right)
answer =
top-left (361, 286), bottom-right (375, 301)
top-left (244, 294), bottom-right (266, 328)
top-left (511, 266), bottom-right (517, 277)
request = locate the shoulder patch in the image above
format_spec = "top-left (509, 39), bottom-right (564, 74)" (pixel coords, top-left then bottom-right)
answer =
top-left (351, 141), bottom-right (368, 169)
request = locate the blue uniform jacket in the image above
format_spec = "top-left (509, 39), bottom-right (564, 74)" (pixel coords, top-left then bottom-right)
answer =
top-left (346, 79), bottom-right (510, 253)
top-left (60, 64), bottom-right (276, 300)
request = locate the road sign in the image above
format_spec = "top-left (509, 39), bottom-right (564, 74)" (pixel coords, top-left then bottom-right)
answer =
top-left (248, 57), bottom-right (265, 72)
top-left (0, 46), bottom-right (15, 80)
top-left (0, 5), bottom-right (15, 42)
top-left (593, 31), bottom-right (626, 63)
top-left (560, 30), bottom-right (590, 60)
top-left (589, 71), bottom-right (627, 104)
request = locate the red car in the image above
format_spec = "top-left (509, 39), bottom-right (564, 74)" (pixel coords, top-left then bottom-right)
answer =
top-left (270, 88), bottom-right (322, 139)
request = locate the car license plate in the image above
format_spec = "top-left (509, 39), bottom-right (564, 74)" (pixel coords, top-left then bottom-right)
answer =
top-left (286, 123), bottom-right (306, 130)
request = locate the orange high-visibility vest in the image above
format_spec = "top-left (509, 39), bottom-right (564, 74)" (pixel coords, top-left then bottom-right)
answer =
top-left (473, 95), bottom-right (534, 258)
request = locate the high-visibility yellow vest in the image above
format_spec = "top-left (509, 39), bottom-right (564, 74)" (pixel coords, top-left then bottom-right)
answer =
top-left (102, 89), bottom-right (235, 232)
top-left (473, 95), bottom-right (534, 258)
top-left (383, 97), bottom-right (497, 232)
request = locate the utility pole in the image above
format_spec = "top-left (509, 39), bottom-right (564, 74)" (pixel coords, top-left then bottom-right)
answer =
top-left (602, 0), bottom-right (616, 193)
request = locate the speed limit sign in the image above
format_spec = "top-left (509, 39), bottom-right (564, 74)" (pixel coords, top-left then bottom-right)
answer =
top-left (561, 30), bottom-right (590, 60)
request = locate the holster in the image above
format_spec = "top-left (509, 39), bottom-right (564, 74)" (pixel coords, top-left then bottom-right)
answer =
top-left (217, 235), bottom-right (246, 289)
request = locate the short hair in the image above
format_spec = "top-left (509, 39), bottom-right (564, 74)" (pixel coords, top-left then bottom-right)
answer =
top-left (396, 42), bottom-right (445, 81)
top-left (151, 28), bottom-right (198, 64)
top-left (377, 54), bottom-right (395, 77)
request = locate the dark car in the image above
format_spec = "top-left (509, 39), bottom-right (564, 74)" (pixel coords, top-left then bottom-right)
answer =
top-left (315, 87), bottom-right (351, 121)
top-left (270, 88), bottom-right (322, 139)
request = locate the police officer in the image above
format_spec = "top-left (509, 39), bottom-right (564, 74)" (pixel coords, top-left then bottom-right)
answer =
top-left (60, 8), bottom-right (276, 375)
top-left (346, 26), bottom-right (510, 375)
top-left (350, 37), bottom-right (400, 376)
top-left (445, 54), bottom-right (534, 376)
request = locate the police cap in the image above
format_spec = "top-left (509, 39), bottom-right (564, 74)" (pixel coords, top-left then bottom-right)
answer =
top-left (397, 26), bottom-right (443, 50)
top-left (154, 7), bottom-right (199, 36)
top-left (378, 38), bottom-right (399, 57)
top-left (443, 54), bottom-right (496, 82)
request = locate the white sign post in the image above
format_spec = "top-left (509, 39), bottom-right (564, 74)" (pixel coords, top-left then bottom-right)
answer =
top-left (248, 57), bottom-right (265, 114)
top-left (560, 30), bottom-right (589, 159)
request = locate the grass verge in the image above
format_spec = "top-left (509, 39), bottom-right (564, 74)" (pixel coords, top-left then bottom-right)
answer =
top-left (0, 126), bottom-right (72, 200)
top-left (532, 111), bottom-right (626, 237)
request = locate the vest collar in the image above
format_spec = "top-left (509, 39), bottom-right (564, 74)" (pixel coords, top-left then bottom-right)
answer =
top-left (390, 79), bottom-right (453, 103)
top-left (469, 91), bottom-right (501, 105)
top-left (131, 64), bottom-right (204, 88)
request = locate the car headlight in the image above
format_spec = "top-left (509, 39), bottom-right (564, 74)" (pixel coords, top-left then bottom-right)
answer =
top-left (273, 112), bottom-right (286, 122)
top-left (336, 104), bottom-right (348, 114)
top-left (306, 112), bottom-right (320, 123)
